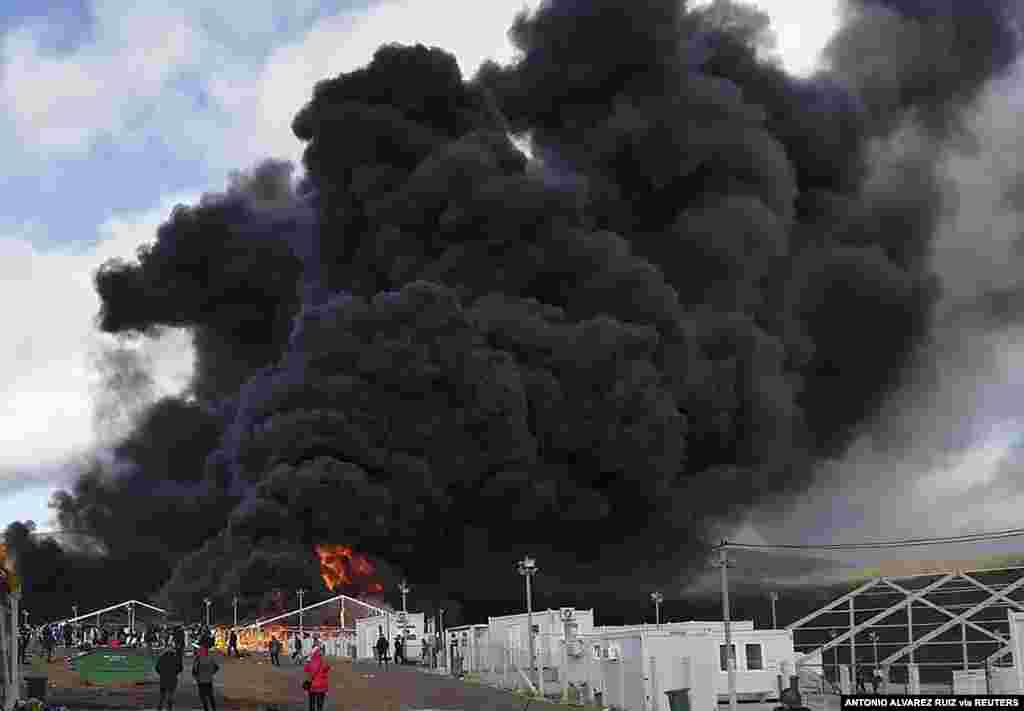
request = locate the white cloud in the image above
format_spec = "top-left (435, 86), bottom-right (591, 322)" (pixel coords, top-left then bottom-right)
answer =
top-left (0, 5), bottom-right (200, 150)
top-left (0, 195), bottom-right (198, 489)
top-left (207, 0), bottom-right (540, 171)
top-left (693, 0), bottom-right (841, 77)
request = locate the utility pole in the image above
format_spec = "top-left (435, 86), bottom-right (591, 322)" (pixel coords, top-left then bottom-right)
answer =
top-left (298, 589), bottom-right (306, 636)
top-left (129, 601), bottom-right (135, 634)
top-left (72, 605), bottom-right (79, 644)
top-left (769, 592), bottom-right (779, 630)
top-left (399, 581), bottom-right (410, 614)
top-left (518, 556), bottom-right (538, 689)
top-left (203, 598), bottom-right (211, 627)
top-left (651, 592), bottom-right (664, 626)
top-left (233, 597), bottom-right (239, 628)
top-left (719, 542), bottom-right (738, 711)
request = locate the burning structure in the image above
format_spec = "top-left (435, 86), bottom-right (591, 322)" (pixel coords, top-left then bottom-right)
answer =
top-left (39, 0), bottom-right (1024, 620)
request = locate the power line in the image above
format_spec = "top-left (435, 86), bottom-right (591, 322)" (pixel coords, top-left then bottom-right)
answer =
top-left (721, 526), bottom-right (1024, 552)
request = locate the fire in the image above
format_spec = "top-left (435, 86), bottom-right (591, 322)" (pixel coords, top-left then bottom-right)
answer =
top-left (315, 544), bottom-right (383, 593)
top-left (0, 544), bottom-right (19, 592)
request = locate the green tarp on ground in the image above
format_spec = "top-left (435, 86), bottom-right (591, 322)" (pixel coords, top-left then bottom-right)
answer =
top-left (71, 648), bottom-right (157, 685)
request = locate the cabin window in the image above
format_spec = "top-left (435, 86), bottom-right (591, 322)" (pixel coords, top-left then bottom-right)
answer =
top-left (719, 644), bottom-right (736, 671)
top-left (745, 643), bottom-right (764, 671)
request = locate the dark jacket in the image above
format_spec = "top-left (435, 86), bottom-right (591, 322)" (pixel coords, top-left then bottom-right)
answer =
top-left (192, 650), bottom-right (219, 684)
top-left (156, 650), bottom-right (183, 685)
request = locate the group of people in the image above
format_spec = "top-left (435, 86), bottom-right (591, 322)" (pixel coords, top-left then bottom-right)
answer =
top-left (154, 631), bottom-right (332, 711)
top-left (855, 665), bottom-right (885, 694)
top-left (374, 631), bottom-right (412, 666)
top-left (155, 642), bottom-right (220, 711)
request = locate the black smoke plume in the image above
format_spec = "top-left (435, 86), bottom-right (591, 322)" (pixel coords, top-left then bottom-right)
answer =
top-left (44, 0), bottom-right (1023, 621)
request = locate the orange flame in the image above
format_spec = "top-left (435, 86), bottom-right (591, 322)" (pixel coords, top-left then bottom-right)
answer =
top-left (315, 544), bottom-right (383, 593)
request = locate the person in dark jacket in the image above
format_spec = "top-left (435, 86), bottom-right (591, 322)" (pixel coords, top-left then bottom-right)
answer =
top-left (63, 624), bottom-right (73, 649)
top-left (192, 645), bottom-right (220, 711)
top-left (228, 630), bottom-right (238, 658)
top-left (156, 647), bottom-right (183, 711)
top-left (173, 626), bottom-right (185, 658)
top-left (42, 625), bottom-right (55, 662)
top-left (269, 636), bottom-right (282, 666)
top-left (375, 634), bottom-right (389, 667)
top-left (292, 633), bottom-right (303, 663)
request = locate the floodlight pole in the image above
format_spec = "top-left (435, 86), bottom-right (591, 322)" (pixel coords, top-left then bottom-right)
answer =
top-left (233, 597), bottom-right (239, 628)
top-left (399, 581), bottom-right (410, 614)
top-left (129, 601), bottom-right (135, 634)
top-left (720, 542), bottom-right (738, 711)
top-left (770, 592), bottom-right (779, 630)
top-left (651, 592), bottom-right (664, 627)
top-left (22, 610), bottom-right (28, 627)
top-left (73, 605), bottom-right (79, 643)
top-left (298, 589), bottom-right (306, 635)
top-left (204, 598), bottom-right (211, 627)
top-left (518, 556), bottom-right (538, 689)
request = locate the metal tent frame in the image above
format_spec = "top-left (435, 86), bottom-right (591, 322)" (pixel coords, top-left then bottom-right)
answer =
top-left (785, 566), bottom-right (1024, 689)
top-left (246, 592), bottom-right (393, 637)
top-left (59, 599), bottom-right (167, 633)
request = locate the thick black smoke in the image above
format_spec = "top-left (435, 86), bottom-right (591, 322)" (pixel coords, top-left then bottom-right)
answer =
top-left (50, 0), bottom-right (1023, 618)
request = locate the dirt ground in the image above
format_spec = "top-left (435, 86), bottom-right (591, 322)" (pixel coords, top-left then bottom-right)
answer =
top-left (32, 648), bottom-right (566, 711)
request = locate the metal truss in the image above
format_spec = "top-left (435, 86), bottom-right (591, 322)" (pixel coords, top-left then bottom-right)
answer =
top-left (59, 598), bottom-right (167, 626)
top-left (786, 566), bottom-right (1024, 672)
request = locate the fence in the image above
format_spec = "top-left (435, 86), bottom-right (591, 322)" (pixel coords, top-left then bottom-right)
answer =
top-left (796, 659), bottom-right (1021, 696)
top-left (459, 637), bottom-right (702, 711)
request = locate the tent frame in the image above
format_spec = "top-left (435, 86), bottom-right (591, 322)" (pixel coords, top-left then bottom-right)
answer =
top-left (58, 599), bottom-right (167, 634)
top-left (246, 593), bottom-right (393, 639)
top-left (785, 565), bottom-right (1024, 683)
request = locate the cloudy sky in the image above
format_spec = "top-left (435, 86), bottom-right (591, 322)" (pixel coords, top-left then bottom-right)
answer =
top-left (7, 0), bottom-right (1024, 576)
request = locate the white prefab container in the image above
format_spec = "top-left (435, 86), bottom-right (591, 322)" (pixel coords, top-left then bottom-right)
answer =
top-left (487, 609), bottom-right (595, 671)
top-left (445, 624), bottom-right (490, 672)
top-left (355, 611), bottom-right (424, 660)
top-left (594, 621), bottom-right (796, 701)
top-left (568, 628), bottom-right (718, 711)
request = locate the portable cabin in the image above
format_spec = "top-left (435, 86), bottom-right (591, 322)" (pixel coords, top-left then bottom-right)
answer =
top-left (593, 621), bottom-right (796, 701)
top-left (356, 611), bottom-right (425, 661)
top-left (487, 608), bottom-right (595, 671)
top-left (445, 624), bottom-right (490, 672)
top-left (569, 627), bottom-right (718, 711)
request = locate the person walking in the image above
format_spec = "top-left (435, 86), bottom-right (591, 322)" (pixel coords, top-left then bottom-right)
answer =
top-left (42, 625), bottom-right (55, 662)
top-left (192, 645), bottom-right (220, 711)
top-left (292, 633), bottom-right (304, 664)
top-left (375, 634), bottom-right (389, 667)
top-left (269, 636), bottom-right (282, 666)
top-left (18, 626), bottom-right (28, 664)
top-left (228, 630), bottom-right (239, 658)
top-left (173, 626), bottom-right (185, 659)
top-left (156, 646), bottom-right (183, 711)
top-left (303, 644), bottom-right (330, 711)
top-left (872, 667), bottom-right (883, 694)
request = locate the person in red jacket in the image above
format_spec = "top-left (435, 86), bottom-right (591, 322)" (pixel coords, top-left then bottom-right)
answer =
top-left (303, 645), bottom-right (330, 711)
